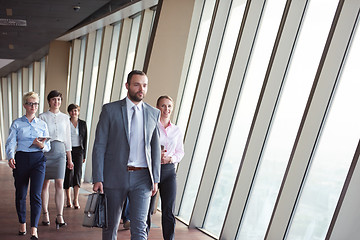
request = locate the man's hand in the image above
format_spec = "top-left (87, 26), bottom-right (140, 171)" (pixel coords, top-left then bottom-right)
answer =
top-left (152, 183), bottom-right (158, 196)
top-left (93, 182), bottom-right (104, 193)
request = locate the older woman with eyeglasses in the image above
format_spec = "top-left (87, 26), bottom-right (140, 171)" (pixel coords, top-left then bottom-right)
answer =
top-left (6, 92), bottom-right (51, 239)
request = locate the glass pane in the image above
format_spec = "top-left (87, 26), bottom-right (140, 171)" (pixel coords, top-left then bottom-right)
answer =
top-left (17, 69), bottom-right (22, 116)
top-left (237, 0), bottom-right (338, 239)
top-left (120, 15), bottom-right (141, 99)
top-left (104, 23), bottom-right (121, 104)
top-left (179, 0), bottom-right (244, 222)
top-left (67, 45), bottom-right (72, 101)
top-left (176, 0), bottom-right (216, 133)
top-left (28, 64), bottom-right (33, 92)
top-left (7, 76), bottom-right (12, 124)
top-left (76, 37), bottom-right (87, 105)
top-left (203, 0), bottom-right (286, 237)
top-left (39, 58), bottom-right (46, 114)
top-left (86, 28), bottom-right (103, 130)
top-left (286, 18), bottom-right (360, 240)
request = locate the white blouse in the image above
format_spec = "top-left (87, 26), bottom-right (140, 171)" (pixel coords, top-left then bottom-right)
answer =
top-left (39, 110), bottom-right (72, 151)
top-left (70, 122), bottom-right (81, 147)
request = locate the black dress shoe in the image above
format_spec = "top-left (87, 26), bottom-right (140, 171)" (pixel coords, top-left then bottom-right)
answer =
top-left (30, 235), bottom-right (38, 239)
top-left (18, 231), bottom-right (26, 235)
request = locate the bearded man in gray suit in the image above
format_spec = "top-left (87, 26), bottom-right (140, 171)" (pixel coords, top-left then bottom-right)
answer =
top-left (92, 70), bottom-right (161, 240)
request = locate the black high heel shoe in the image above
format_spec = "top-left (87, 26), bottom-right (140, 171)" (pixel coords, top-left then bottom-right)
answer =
top-left (55, 214), bottom-right (67, 229)
top-left (41, 212), bottom-right (50, 226)
top-left (73, 200), bottom-right (80, 209)
top-left (19, 223), bottom-right (26, 235)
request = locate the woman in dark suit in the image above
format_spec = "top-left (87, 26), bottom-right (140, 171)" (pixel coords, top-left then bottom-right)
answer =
top-left (64, 104), bottom-right (87, 209)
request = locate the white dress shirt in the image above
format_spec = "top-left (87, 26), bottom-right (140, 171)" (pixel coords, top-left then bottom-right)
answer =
top-left (126, 97), bottom-right (146, 167)
top-left (39, 110), bottom-right (72, 151)
top-left (158, 121), bottom-right (184, 165)
top-left (70, 121), bottom-right (81, 147)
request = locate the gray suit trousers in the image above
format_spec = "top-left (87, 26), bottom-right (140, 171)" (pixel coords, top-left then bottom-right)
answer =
top-left (103, 169), bottom-right (152, 240)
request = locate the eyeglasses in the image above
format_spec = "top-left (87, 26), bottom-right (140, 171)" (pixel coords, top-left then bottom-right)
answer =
top-left (25, 102), bottom-right (39, 107)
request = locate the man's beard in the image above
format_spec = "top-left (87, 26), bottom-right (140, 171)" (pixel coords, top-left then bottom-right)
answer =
top-left (128, 91), bottom-right (144, 102)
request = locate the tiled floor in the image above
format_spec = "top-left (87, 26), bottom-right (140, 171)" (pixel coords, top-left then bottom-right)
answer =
top-left (0, 160), bottom-right (213, 240)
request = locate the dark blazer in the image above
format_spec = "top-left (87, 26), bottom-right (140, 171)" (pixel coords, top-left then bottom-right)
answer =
top-left (92, 98), bottom-right (161, 190)
top-left (78, 119), bottom-right (88, 158)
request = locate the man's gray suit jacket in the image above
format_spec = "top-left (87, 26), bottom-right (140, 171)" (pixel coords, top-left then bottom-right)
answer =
top-left (92, 98), bottom-right (161, 189)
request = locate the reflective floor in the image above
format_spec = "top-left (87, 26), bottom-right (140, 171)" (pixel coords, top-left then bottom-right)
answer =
top-left (0, 160), bottom-right (213, 240)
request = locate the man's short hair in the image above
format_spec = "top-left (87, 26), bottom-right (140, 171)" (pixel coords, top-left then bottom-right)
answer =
top-left (127, 70), bottom-right (146, 85)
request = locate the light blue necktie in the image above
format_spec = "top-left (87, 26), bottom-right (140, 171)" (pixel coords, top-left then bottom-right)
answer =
top-left (129, 105), bottom-right (140, 163)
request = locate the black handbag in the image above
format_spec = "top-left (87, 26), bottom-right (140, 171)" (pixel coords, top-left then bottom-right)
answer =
top-left (82, 192), bottom-right (108, 228)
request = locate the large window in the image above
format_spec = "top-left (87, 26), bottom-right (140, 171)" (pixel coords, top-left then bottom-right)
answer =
top-left (7, 76), bottom-right (12, 125)
top-left (39, 57), bottom-right (46, 114)
top-left (203, 0), bottom-right (286, 237)
top-left (237, 0), bottom-right (338, 239)
top-left (28, 64), bottom-right (33, 92)
top-left (103, 23), bottom-right (121, 104)
top-left (120, 14), bottom-right (141, 99)
top-left (179, 0), bottom-right (244, 223)
top-left (286, 18), bottom-right (360, 240)
top-left (75, 37), bottom-right (87, 105)
top-left (17, 69), bottom-right (22, 116)
top-left (176, 0), bottom-right (216, 132)
top-left (86, 28), bottom-right (103, 130)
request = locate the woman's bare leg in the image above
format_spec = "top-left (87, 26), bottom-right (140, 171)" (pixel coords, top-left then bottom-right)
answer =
top-left (41, 180), bottom-right (50, 223)
top-left (73, 185), bottom-right (80, 208)
top-left (54, 179), bottom-right (65, 223)
top-left (65, 188), bottom-right (72, 207)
